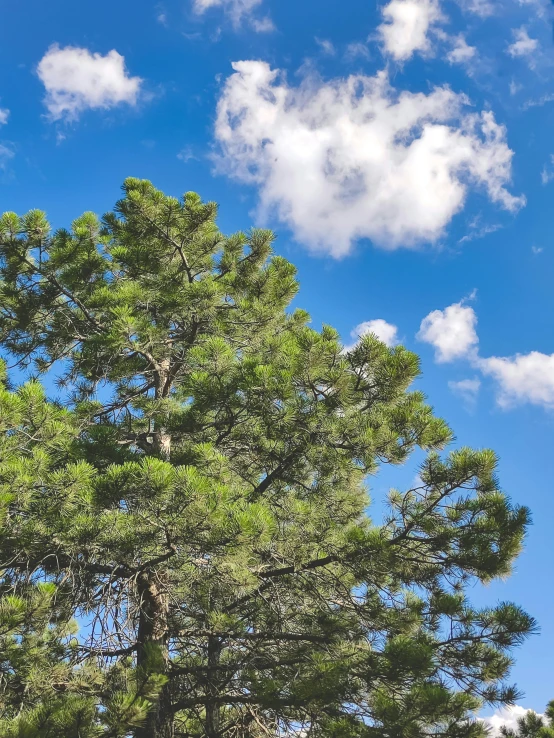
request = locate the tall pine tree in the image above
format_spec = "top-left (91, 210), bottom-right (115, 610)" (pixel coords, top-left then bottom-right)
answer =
top-left (0, 179), bottom-right (536, 737)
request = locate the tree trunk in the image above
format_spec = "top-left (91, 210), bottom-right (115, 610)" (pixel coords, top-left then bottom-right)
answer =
top-left (136, 357), bottom-right (173, 737)
top-left (205, 636), bottom-right (221, 738)
top-left (135, 571), bottom-right (174, 738)
top-left (153, 358), bottom-right (171, 460)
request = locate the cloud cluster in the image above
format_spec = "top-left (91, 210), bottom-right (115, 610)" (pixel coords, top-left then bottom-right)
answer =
top-left (215, 61), bottom-right (523, 257)
top-left (0, 109), bottom-right (9, 126)
top-left (344, 319), bottom-right (399, 351)
top-left (378, 0), bottom-right (443, 60)
top-left (37, 45), bottom-right (142, 121)
top-left (418, 300), bottom-right (554, 409)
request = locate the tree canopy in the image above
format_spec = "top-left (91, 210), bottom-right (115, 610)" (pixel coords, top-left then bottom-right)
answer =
top-left (0, 179), bottom-right (536, 738)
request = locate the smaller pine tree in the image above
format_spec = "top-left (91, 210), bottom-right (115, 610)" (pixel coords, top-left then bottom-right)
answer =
top-left (498, 703), bottom-right (554, 738)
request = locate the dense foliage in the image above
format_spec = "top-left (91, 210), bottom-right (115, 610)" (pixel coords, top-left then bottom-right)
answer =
top-left (0, 179), bottom-right (535, 737)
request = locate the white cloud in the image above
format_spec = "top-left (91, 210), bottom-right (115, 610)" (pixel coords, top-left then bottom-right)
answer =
top-left (249, 15), bottom-right (275, 32)
top-left (0, 143), bottom-right (15, 171)
top-left (481, 705), bottom-right (544, 736)
top-left (193, 0), bottom-right (273, 29)
top-left (479, 352), bottom-right (554, 408)
top-left (378, 0), bottom-right (443, 61)
top-left (541, 155), bottom-right (554, 184)
top-left (531, 245), bottom-right (543, 254)
top-left (458, 215), bottom-right (503, 244)
top-left (448, 377), bottom-right (481, 405)
top-left (37, 45), bottom-right (142, 121)
top-left (345, 319), bottom-right (399, 350)
top-left (417, 300), bottom-right (479, 362)
top-left (315, 38), bottom-right (336, 56)
top-left (458, 0), bottom-right (495, 17)
top-left (507, 27), bottom-right (539, 58)
top-left (344, 42), bottom-right (372, 62)
top-left (447, 35), bottom-right (477, 64)
top-left (0, 109), bottom-right (9, 126)
top-left (177, 145), bottom-right (198, 163)
top-left (509, 79), bottom-right (522, 96)
top-left (214, 61), bottom-right (524, 257)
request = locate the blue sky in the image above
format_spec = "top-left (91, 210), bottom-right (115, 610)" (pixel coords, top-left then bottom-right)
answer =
top-left (1, 0), bottom-right (554, 728)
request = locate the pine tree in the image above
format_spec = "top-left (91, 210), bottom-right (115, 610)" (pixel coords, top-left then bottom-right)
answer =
top-left (0, 179), bottom-right (536, 738)
top-left (498, 703), bottom-right (554, 737)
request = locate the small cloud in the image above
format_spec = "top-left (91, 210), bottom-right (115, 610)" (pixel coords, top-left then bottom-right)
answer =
top-left (458, 0), bottom-right (495, 16)
top-left (0, 108), bottom-right (9, 126)
top-left (531, 245), bottom-right (543, 254)
top-left (449, 377), bottom-right (481, 407)
top-left (344, 319), bottom-right (399, 351)
top-left (447, 34), bottom-right (476, 64)
top-left (541, 155), bottom-right (554, 184)
top-left (378, 0), bottom-right (444, 61)
top-left (459, 215), bottom-right (503, 243)
top-left (0, 142), bottom-right (15, 171)
top-left (509, 79), bottom-right (522, 96)
top-left (478, 350), bottom-right (554, 409)
top-left (37, 44), bottom-right (143, 122)
top-left (507, 27), bottom-right (539, 60)
top-left (250, 15), bottom-right (275, 32)
top-left (315, 37), bottom-right (336, 55)
top-left (193, 0), bottom-right (273, 31)
top-left (156, 4), bottom-right (168, 25)
top-left (177, 145), bottom-right (198, 163)
top-left (524, 92), bottom-right (554, 109)
top-left (344, 42), bottom-right (371, 62)
top-left (417, 297), bottom-right (478, 363)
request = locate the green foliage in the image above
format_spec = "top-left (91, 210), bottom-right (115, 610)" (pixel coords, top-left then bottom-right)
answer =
top-left (0, 179), bottom-right (536, 737)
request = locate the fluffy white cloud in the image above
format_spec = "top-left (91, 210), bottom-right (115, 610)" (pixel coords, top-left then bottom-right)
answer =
top-left (345, 319), bottom-right (399, 350)
top-left (0, 109), bottom-right (9, 126)
top-left (37, 45), bottom-right (142, 121)
top-left (447, 35), bottom-right (477, 64)
top-left (378, 0), bottom-right (443, 60)
top-left (214, 61), bottom-right (524, 257)
top-left (479, 351), bottom-right (554, 408)
top-left (448, 377), bottom-right (481, 405)
top-left (193, 0), bottom-right (272, 29)
top-left (481, 705), bottom-right (544, 736)
top-left (507, 27), bottom-right (539, 58)
top-left (417, 301), bottom-right (478, 362)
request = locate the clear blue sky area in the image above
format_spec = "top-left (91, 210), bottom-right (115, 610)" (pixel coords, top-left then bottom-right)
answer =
top-left (1, 0), bottom-right (553, 719)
